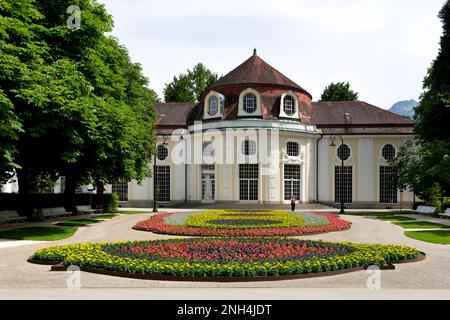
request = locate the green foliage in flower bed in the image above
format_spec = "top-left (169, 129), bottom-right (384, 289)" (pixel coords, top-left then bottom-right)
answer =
top-left (31, 238), bottom-right (421, 278)
top-left (168, 210), bottom-right (329, 230)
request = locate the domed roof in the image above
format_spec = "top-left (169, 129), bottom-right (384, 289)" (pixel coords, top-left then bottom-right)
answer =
top-left (212, 50), bottom-right (311, 98)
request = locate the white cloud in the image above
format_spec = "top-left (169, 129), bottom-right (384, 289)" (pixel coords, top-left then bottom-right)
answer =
top-left (99, 0), bottom-right (444, 108)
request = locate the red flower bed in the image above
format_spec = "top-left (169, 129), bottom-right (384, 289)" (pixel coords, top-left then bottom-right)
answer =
top-left (133, 212), bottom-right (351, 237)
top-left (108, 239), bottom-right (349, 263)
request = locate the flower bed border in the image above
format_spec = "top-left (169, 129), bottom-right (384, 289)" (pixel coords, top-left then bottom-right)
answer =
top-left (27, 253), bottom-right (426, 282)
top-left (133, 212), bottom-right (352, 237)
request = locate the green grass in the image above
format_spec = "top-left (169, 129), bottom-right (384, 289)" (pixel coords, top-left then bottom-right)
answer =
top-left (93, 214), bottom-right (119, 220)
top-left (119, 211), bottom-right (153, 215)
top-left (346, 211), bottom-right (414, 217)
top-left (375, 216), bottom-right (417, 222)
top-left (55, 219), bottom-right (101, 227)
top-left (405, 230), bottom-right (450, 244)
top-left (0, 226), bottom-right (77, 241)
top-left (392, 221), bottom-right (450, 229)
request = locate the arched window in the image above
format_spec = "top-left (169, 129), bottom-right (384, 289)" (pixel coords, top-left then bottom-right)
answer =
top-left (286, 142), bottom-right (299, 157)
top-left (157, 145), bottom-right (168, 161)
top-left (337, 144), bottom-right (351, 161)
top-left (382, 144), bottom-right (396, 161)
top-left (283, 96), bottom-right (295, 116)
top-left (208, 96), bottom-right (218, 116)
top-left (243, 93), bottom-right (257, 114)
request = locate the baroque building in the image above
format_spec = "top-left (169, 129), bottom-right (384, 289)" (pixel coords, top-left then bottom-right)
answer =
top-left (106, 51), bottom-right (415, 209)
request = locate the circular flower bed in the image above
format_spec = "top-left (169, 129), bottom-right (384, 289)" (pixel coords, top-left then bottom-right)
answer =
top-left (133, 210), bottom-right (351, 237)
top-left (30, 238), bottom-right (423, 280)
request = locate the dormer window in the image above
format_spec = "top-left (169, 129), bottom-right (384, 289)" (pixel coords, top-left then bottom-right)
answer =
top-left (243, 93), bottom-right (257, 113)
top-left (279, 92), bottom-right (300, 119)
top-left (238, 88), bottom-right (262, 117)
top-left (208, 96), bottom-right (218, 116)
top-left (283, 96), bottom-right (295, 116)
top-left (203, 91), bottom-right (224, 119)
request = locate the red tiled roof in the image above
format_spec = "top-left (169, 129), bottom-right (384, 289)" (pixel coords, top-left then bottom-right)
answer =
top-left (155, 102), bottom-right (197, 132)
top-left (312, 101), bottom-right (414, 134)
top-left (212, 52), bottom-right (311, 98)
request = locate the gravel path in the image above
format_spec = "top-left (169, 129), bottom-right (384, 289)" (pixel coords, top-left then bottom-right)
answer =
top-left (0, 212), bottom-right (449, 299)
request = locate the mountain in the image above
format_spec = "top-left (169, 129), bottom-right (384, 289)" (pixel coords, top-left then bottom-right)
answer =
top-left (388, 100), bottom-right (419, 119)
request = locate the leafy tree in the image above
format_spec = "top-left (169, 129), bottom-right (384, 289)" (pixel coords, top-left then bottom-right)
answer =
top-left (164, 63), bottom-right (218, 102)
top-left (414, 1), bottom-right (450, 142)
top-left (320, 82), bottom-right (359, 101)
top-left (0, 0), bottom-right (157, 213)
top-left (389, 1), bottom-right (450, 206)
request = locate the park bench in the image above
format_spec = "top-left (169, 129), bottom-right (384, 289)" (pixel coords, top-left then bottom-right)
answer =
top-left (40, 207), bottom-right (72, 219)
top-left (414, 206), bottom-right (437, 216)
top-left (438, 208), bottom-right (450, 219)
top-left (0, 210), bottom-right (27, 224)
top-left (74, 205), bottom-right (95, 215)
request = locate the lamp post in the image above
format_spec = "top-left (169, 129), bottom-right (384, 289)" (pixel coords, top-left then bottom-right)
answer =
top-left (153, 136), bottom-right (169, 213)
top-left (330, 135), bottom-right (346, 215)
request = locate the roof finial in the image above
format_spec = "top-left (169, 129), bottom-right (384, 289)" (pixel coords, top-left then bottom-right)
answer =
top-left (253, 48), bottom-right (257, 56)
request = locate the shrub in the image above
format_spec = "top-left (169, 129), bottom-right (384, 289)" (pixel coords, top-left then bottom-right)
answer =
top-left (103, 193), bottom-right (119, 213)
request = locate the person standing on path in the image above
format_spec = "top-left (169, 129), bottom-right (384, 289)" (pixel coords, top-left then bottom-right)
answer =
top-left (290, 195), bottom-right (296, 212)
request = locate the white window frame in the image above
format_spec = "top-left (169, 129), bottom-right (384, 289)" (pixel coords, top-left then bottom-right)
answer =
top-left (238, 88), bottom-right (262, 117)
top-left (238, 164), bottom-right (260, 203)
top-left (203, 91), bottom-right (224, 120)
top-left (279, 92), bottom-right (299, 119)
top-left (286, 141), bottom-right (300, 157)
top-left (283, 164), bottom-right (301, 203)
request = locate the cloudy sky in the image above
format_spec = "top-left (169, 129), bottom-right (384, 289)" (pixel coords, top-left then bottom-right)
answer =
top-left (99, 0), bottom-right (444, 109)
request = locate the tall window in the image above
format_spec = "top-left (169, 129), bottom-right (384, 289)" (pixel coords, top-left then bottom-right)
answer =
top-left (208, 96), bottom-right (218, 116)
top-left (284, 164), bottom-right (301, 201)
top-left (335, 166), bottom-right (352, 204)
top-left (380, 166), bottom-right (397, 204)
top-left (154, 166), bottom-right (170, 202)
top-left (201, 165), bottom-right (215, 201)
top-left (382, 144), bottom-right (396, 161)
top-left (286, 142), bottom-right (299, 157)
top-left (243, 93), bottom-right (257, 113)
top-left (60, 176), bottom-right (66, 193)
top-left (242, 139), bottom-right (257, 156)
top-left (239, 164), bottom-right (259, 201)
top-left (283, 95), bottom-right (295, 116)
top-left (112, 181), bottom-right (128, 202)
top-left (157, 145), bottom-right (168, 161)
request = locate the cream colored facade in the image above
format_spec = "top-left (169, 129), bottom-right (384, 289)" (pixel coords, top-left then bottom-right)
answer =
top-left (107, 123), bottom-right (414, 209)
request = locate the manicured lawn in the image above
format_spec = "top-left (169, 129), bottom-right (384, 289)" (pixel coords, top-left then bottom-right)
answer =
top-left (405, 230), bottom-right (450, 244)
top-left (94, 214), bottom-right (119, 220)
top-left (0, 226), bottom-right (77, 241)
top-left (55, 219), bottom-right (101, 227)
top-left (346, 211), bottom-right (414, 217)
top-left (392, 221), bottom-right (450, 229)
top-left (119, 211), bottom-right (154, 215)
top-left (376, 216), bottom-right (417, 222)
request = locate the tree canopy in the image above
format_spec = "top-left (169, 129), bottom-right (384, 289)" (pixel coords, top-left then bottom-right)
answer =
top-left (414, 0), bottom-right (450, 142)
top-left (390, 0), bottom-right (450, 204)
top-left (0, 0), bottom-right (157, 209)
top-left (163, 63), bottom-right (218, 102)
top-left (320, 82), bottom-right (359, 101)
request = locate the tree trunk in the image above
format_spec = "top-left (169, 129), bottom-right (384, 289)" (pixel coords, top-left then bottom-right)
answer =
top-left (16, 167), bottom-right (31, 217)
top-left (63, 174), bottom-right (77, 212)
top-left (95, 180), bottom-right (104, 212)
